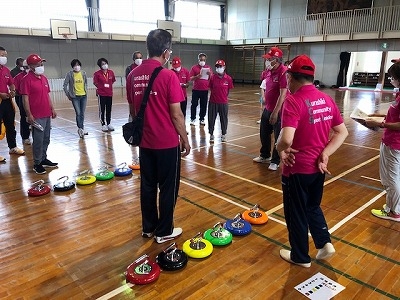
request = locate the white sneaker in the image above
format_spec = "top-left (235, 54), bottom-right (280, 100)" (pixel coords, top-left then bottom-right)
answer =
top-left (9, 147), bottom-right (25, 155)
top-left (190, 119), bottom-right (196, 126)
top-left (253, 156), bottom-right (271, 163)
top-left (268, 163), bottom-right (278, 171)
top-left (0, 156), bottom-right (5, 162)
top-left (101, 125), bottom-right (108, 132)
top-left (279, 249), bottom-right (311, 268)
top-left (200, 120), bottom-right (206, 126)
top-left (23, 138), bottom-right (32, 145)
top-left (221, 135), bottom-right (227, 142)
top-left (154, 227), bottom-right (183, 244)
top-left (316, 242), bottom-right (335, 260)
top-left (78, 128), bottom-right (84, 138)
top-left (256, 119), bottom-right (261, 124)
top-left (107, 124), bottom-right (114, 131)
top-left (210, 135), bottom-right (214, 143)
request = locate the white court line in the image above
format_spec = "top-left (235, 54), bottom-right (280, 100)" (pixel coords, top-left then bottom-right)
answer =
top-left (361, 175), bottom-right (381, 182)
top-left (343, 142), bottom-right (380, 151)
top-left (96, 283), bottom-right (134, 300)
top-left (329, 190), bottom-right (386, 234)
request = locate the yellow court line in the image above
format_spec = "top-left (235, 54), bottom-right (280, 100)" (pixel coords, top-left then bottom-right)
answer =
top-left (343, 142), bottom-right (380, 151)
top-left (360, 175), bottom-right (381, 182)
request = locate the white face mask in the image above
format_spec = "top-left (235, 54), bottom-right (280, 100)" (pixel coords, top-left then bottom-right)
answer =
top-left (20, 67), bottom-right (25, 71)
top-left (101, 64), bottom-right (108, 70)
top-left (174, 67), bottom-right (181, 72)
top-left (134, 59), bottom-right (142, 66)
top-left (0, 57), bottom-right (7, 66)
top-left (199, 61), bottom-right (206, 67)
top-left (34, 66), bottom-right (45, 75)
top-left (216, 67), bottom-right (225, 74)
top-left (265, 60), bottom-right (273, 70)
top-left (73, 65), bottom-right (81, 72)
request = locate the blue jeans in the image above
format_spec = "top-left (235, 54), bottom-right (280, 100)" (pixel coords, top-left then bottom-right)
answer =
top-left (71, 95), bottom-right (87, 129)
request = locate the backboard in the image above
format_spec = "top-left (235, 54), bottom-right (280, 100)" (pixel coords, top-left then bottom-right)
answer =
top-left (50, 19), bottom-right (78, 40)
top-left (157, 20), bottom-right (181, 42)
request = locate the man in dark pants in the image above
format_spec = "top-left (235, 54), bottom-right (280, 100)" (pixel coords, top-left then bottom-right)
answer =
top-left (13, 59), bottom-right (31, 145)
top-left (276, 55), bottom-right (348, 267)
top-left (253, 47), bottom-right (287, 171)
top-left (189, 53), bottom-right (211, 126)
top-left (0, 46), bottom-right (25, 163)
top-left (128, 29), bottom-right (191, 244)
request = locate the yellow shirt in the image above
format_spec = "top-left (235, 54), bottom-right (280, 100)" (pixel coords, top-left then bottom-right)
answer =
top-left (73, 72), bottom-right (85, 96)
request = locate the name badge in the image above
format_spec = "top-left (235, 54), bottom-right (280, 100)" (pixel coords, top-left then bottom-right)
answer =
top-left (104, 83), bottom-right (110, 88)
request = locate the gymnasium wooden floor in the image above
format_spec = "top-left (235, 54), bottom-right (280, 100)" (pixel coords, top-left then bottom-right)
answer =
top-left (0, 85), bottom-right (399, 300)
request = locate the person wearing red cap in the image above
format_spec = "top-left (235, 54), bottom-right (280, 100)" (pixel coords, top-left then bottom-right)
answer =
top-left (366, 61), bottom-right (400, 222)
top-left (208, 59), bottom-right (233, 143)
top-left (189, 53), bottom-right (212, 126)
top-left (276, 54), bottom-right (348, 267)
top-left (0, 46), bottom-right (25, 163)
top-left (171, 57), bottom-right (190, 119)
top-left (20, 53), bottom-right (58, 174)
top-left (253, 46), bottom-right (287, 171)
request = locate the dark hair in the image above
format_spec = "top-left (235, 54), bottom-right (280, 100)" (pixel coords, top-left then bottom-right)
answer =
top-left (0, 46), bottom-right (5, 51)
top-left (15, 57), bottom-right (24, 65)
top-left (70, 59), bottom-right (82, 68)
top-left (132, 51), bottom-right (142, 60)
top-left (198, 53), bottom-right (207, 60)
top-left (146, 29), bottom-right (172, 58)
top-left (288, 72), bottom-right (314, 83)
top-left (97, 57), bottom-right (108, 68)
top-left (388, 62), bottom-right (400, 80)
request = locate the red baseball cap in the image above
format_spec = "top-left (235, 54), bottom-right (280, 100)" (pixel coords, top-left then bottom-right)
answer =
top-left (391, 58), bottom-right (400, 63)
top-left (262, 47), bottom-right (283, 59)
top-left (287, 55), bottom-right (315, 76)
top-left (26, 54), bottom-right (46, 65)
top-left (215, 59), bottom-right (225, 66)
top-left (172, 57), bottom-right (181, 68)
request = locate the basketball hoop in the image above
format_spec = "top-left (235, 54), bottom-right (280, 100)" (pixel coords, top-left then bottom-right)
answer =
top-left (62, 33), bottom-right (73, 44)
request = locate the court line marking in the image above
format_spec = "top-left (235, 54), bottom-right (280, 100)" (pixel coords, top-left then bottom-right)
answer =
top-left (360, 175), bottom-right (381, 182)
top-left (96, 283), bottom-right (134, 300)
top-left (343, 142), bottom-right (380, 151)
top-left (329, 190), bottom-right (386, 234)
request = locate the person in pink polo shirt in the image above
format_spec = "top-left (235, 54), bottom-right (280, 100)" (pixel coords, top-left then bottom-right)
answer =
top-left (128, 29), bottom-right (190, 244)
top-left (171, 56), bottom-right (190, 119)
top-left (20, 54), bottom-right (58, 174)
top-left (366, 62), bottom-right (400, 222)
top-left (276, 55), bottom-right (348, 268)
top-left (253, 47), bottom-right (288, 171)
top-left (189, 52), bottom-right (212, 126)
top-left (0, 46), bottom-right (25, 163)
top-left (93, 57), bottom-right (116, 132)
top-left (208, 59), bottom-right (234, 143)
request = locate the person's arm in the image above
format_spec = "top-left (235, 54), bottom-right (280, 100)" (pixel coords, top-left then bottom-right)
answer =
top-left (47, 94), bottom-right (57, 119)
top-left (22, 95), bottom-right (34, 124)
top-left (318, 123), bottom-right (348, 174)
top-left (8, 84), bottom-right (16, 98)
top-left (63, 73), bottom-right (71, 99)
top-left (169, 102), bottom-right (191, 157)
top-left (270, 88), bottom-right (287, 124)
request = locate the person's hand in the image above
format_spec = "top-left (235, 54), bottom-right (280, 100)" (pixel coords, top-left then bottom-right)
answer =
top-left (364, 118), bottom-right (381, 128)
top-left (51, 109), bottom-right (57, 119)
top-left (180, 139), bottom-right (191, 157)
top-left (269, 112), bottom-right (278, 125)
top-left (0, 92), bottom-right (9, 100)
top-left (318, 152), bottom-right (330, 174)
top-left (9, 90), bottom-right (16, 98)
top-left (26, 114), bottom-right (35, 124)
top-left (280, 147), bottom-right (298, 167)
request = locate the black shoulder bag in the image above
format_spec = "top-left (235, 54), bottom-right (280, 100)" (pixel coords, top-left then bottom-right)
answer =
top-left (122, 66), bottom-right (163, 146)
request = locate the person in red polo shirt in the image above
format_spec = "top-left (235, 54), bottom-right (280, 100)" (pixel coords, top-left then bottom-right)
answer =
top-left (276, 55), bottom-right (348, 267)
top-left (171, 56), bottom-right (190, 119)
top-left (253, 46), bottom-right (288, 171)
top-left (189, 52), bottom-right (212, 126)
top-left (20, 54), bottom-right (58, 174)
top-left (0, 46), bottom-right (25, 163)
top-left (208, 59), bottom-right (234, 143)
top-left (93, 58), bottom-right (116, 132)
top-left (128, 29), bottom-right (190, 244)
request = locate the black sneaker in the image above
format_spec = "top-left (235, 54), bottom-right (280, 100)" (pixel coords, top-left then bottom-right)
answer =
top-left (41, 158), bottom-right (58, 168)
top-left (33, 164), bottom-right (46, 174)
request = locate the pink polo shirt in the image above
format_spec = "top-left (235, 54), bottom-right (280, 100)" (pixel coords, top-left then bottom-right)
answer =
top-left (209, 73), bottom-right (234, 104)
top-left (172, 67), bottom-right (190, 98)
top-left (281, 84), bottom-right (344, 176)
top-left (13, 71), bottom-right (26, 93)
top-left (93, 69), bottom-right (116, 97)
top-left (130, 59), bottom-right (185, 149)
top-left (263, 64), bottom-right (287, 111)
top-left (0, 65), bottom-right (14, 93)
top-left (189, 64), bottom-right (212, 90)
top-left (19, 71), bottom-right (52, 119)
top-left (382, 93), bottom-right (400, 150)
